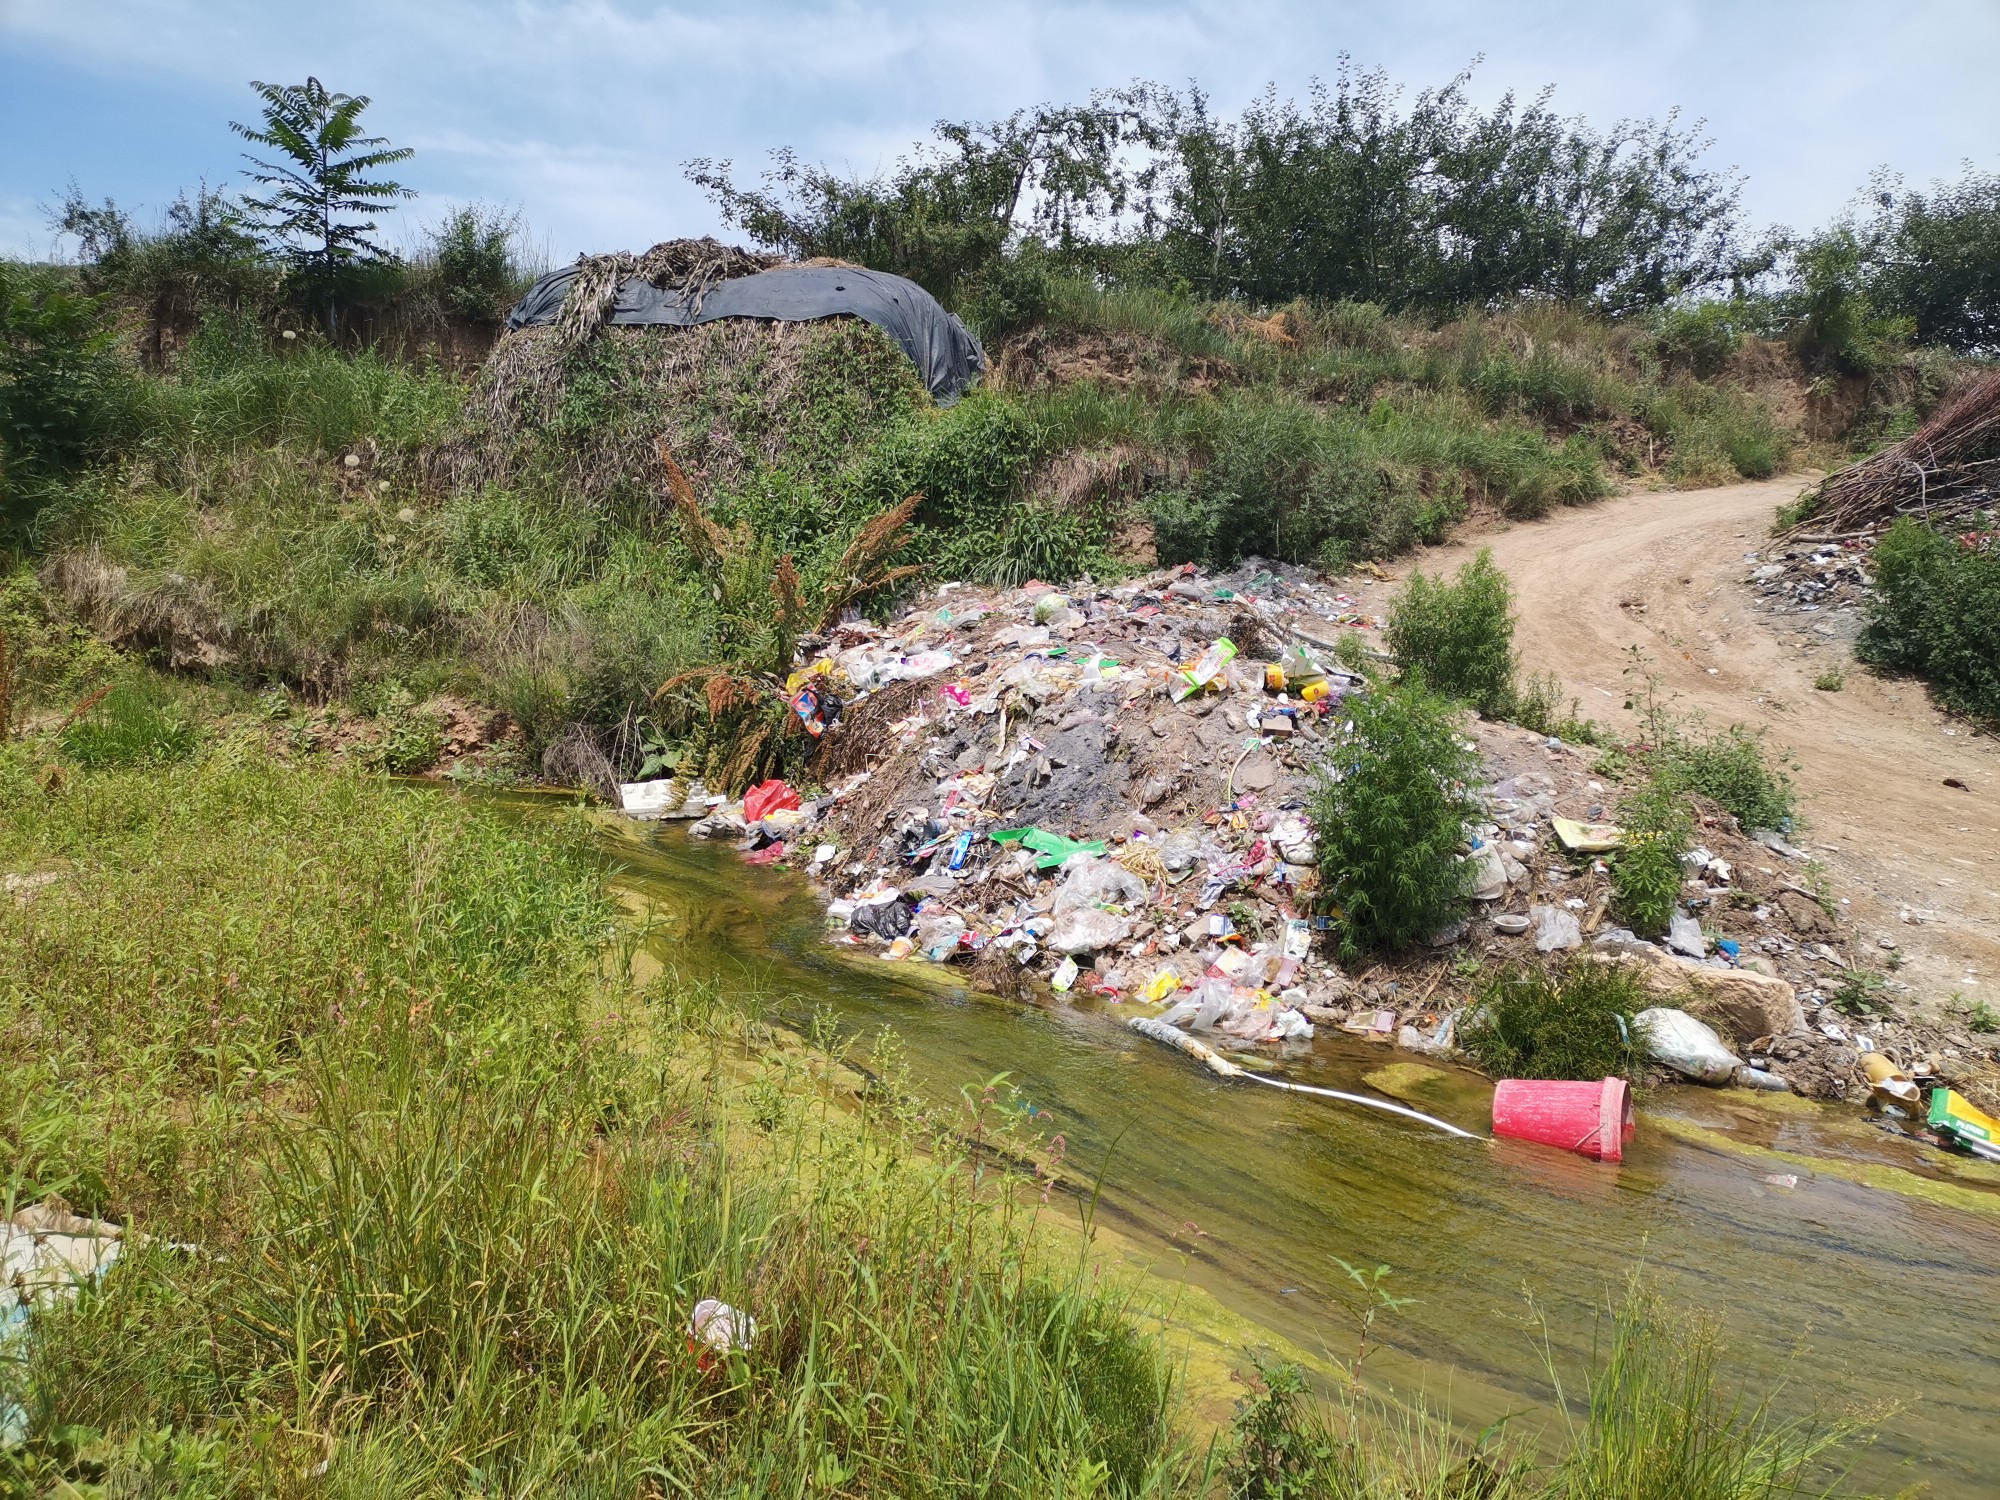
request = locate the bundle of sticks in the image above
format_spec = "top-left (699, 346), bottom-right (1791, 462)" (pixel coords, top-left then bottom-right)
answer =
top-left (1790, 370), bottom-right (2000, 536)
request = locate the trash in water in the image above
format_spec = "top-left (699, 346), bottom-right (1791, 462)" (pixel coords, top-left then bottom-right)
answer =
top-left (1635, 1007), bottom-right (1741, 1085)
top-left (1862, 1052), bottom-right (1921, 1108)
top-left (1928, 1087), bottom-right (2000, 1161)
top-left (743, 779), bottom-right (802, 823)
top-left (1490, 1077), bottom-right (1634, 1162)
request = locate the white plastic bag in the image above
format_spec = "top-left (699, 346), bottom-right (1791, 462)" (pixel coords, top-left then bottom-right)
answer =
top-left (1636, 1007), bottom-right (1740, 1084)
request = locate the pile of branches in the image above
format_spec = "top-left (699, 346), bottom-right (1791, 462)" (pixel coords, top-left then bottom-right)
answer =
top-left (552, 236), bottom-right (778, 349)
top-left (1794, 370), bottom-right (2000, 535)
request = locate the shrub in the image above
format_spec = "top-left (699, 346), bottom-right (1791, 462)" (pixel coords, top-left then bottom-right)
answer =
top-left (955, 248), bottom-right (1055, 342)
top-left (1657, 721), bottom-right (1795, 832)
top-left (1309, 680), bottom-right (1477, 960)
top-left (1, 262), bottom-right (143, 527)
top-left (1510, 670), bottom-right (1603, 744)
top-left (1385, 549), bottom-right (1516, 717)
top-left (1611, 782), bottom-right (1691, 937)
top-left (1645, 301), bottom-right (1746, 378)
top-left (1857, 517), bottom-right (2000, 723)
top-left (1459, 962), bottom-right (1643, 1081)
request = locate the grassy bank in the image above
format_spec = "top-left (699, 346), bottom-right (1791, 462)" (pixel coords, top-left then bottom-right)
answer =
top-left (1, 745), bottom-right (1877, 1496)
top-left (5, 264), bottom-right (1956, 795)
top-left (1, 746), bottom-right (1186, 1494)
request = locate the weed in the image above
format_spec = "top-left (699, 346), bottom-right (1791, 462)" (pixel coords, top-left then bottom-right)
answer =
top-left (1309, 679), bottom-right (1478, 959)
top-left (1511, 670), bottom-right (1604, 745)
top-left (1385, 548), bottom-right (1515, 717)
top-left (1611, 782), bottom-right (1693, 938)
top-left (1813, 667), bottom-right (1846, 692)
top-left (360, 685), bottom-right (447, 774)
top-left (1965, 998), bottom-right (2000, 1033)
top-left (1829, 967), bottom-right (1888, 1018)
top-left (56, 675), bottom-right (198, 769)
top-left (1459, 963), bottom-right (1644, 1081)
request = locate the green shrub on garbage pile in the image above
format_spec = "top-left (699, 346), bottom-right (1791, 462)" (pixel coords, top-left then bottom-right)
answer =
top-left (1309, 678), bottom-right (1479, 960)
top-left (1858, 515), bottom-right (2000, 723)
top-left (1653, 721), bottom-right (1796, 834)
top-left (0, 751), bottom-right (1186, 1496)
top-left (1385, 549), bottom-right (1517, 717)
top-left (1609, 782), bottom-right (1693, 938)
top-left (1458, 962), bottom-right (1643, 1082)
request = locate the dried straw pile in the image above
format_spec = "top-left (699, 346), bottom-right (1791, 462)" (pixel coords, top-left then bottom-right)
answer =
top-left (426, 239), bottom-right (928, 509)
top-left (1796, 370), bottom-right (2000, 535)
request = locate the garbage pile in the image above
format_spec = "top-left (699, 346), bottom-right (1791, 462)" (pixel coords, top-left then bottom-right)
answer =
top-left (1745, 538), bottom-right (1874, 621)
top-left (617, 560), bottom-right (2000, 1107)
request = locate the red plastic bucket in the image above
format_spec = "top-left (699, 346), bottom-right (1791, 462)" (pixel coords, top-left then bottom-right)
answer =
top-left (1491, 1077), bottom-right (1634, 1162)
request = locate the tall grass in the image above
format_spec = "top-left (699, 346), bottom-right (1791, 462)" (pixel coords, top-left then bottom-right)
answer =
top-left (1, 750), bottom-right (1187, 1495)
top-left (1223, 1280), bottom-right (1864, 1499)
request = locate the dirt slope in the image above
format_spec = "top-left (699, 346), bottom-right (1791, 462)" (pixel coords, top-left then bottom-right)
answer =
top-left (1420, 478), bottom-right (2000, 1015)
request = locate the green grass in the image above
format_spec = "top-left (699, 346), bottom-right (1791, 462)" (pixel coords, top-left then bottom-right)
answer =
top-left (0, 748), bottom-right (1187, 1496)
top-left (1222, 1278), bottom-right (1863, 1499)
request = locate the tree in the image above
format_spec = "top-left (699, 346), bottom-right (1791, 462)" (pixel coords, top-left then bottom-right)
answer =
top-left (1860, 163), bottom-right (2000, 353)
top-left (231, 77), bottom-right (414, 333)
top-left (687, 93), bottom-right (1155, 301)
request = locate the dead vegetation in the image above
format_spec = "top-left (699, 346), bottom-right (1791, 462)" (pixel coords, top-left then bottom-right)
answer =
top-left (549, 236), bottom-right (776, 349)
top-left (1794, 369), bottom-right (2000, 534)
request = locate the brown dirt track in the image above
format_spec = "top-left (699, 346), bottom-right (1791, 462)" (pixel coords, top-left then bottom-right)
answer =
top-left (1419, 477), bottom-right (2000, 1015)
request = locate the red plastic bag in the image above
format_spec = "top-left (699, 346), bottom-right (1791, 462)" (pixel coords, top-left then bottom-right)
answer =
top-left (743, 779), bottom-right (801, 823)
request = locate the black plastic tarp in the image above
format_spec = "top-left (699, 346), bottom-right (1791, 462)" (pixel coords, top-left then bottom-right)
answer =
top-left (506, 263), bottom-right (985, 401)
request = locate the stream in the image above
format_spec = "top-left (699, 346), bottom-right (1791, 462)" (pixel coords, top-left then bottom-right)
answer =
top-left (602, 819), bottom-right (2000, 1498)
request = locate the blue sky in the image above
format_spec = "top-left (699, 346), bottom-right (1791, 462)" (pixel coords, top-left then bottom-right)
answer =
top-left (4, 0), bottom-right (1997, 264)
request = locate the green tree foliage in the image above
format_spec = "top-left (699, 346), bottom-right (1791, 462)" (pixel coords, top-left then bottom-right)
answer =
top-left (231, 77), bottom-right (415, 331)
top-left (1859, 163), bottom-right (2000, 353)
top-left (688, 96), bottom-right (1152, 303)
top-left (1858, 517), bottom-right (2000, 723)
top-left (689, 64), bottom-right (1742, 320)
top-left (1778, 227), bottom-right (1913, 375)
top-left (1139, 67), bottom-right (1741, 314)
top-left (1385, 549), bottom-right (1517, 716)
top-left (1309, 679), bottom-right (1477, 959)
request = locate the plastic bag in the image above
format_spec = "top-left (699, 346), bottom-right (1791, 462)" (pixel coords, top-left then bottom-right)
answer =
top-left (1636, 1007), bottom-right (1741, 1084)
top-left (1053, 856), bottom-right (1147, 917)
top-left (743, 779), bottom-right (801, 823)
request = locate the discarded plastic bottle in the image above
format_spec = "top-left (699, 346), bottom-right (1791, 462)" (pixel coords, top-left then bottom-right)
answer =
top-left (948, 831), bottom-right (974, 870)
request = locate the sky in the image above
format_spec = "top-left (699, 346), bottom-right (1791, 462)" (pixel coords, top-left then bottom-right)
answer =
top-left (4, 0), bottom-right (1997, 265)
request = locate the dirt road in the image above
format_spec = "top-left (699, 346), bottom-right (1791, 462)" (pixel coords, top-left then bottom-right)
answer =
top-left (1419, 477), bottom-right (2000, 1014)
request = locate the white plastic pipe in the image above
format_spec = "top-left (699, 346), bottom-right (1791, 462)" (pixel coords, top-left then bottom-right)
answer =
top-left (1128, 1015), bottom-right (1484, 1141)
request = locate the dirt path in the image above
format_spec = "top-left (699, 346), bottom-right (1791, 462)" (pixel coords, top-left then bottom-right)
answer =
top-left (1417, 477), bottom-right (2000, 1015)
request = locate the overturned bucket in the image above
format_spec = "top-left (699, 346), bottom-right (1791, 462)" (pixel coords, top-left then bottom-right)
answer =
top-left (1491, 1077), bottom-right (1633, 1162)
